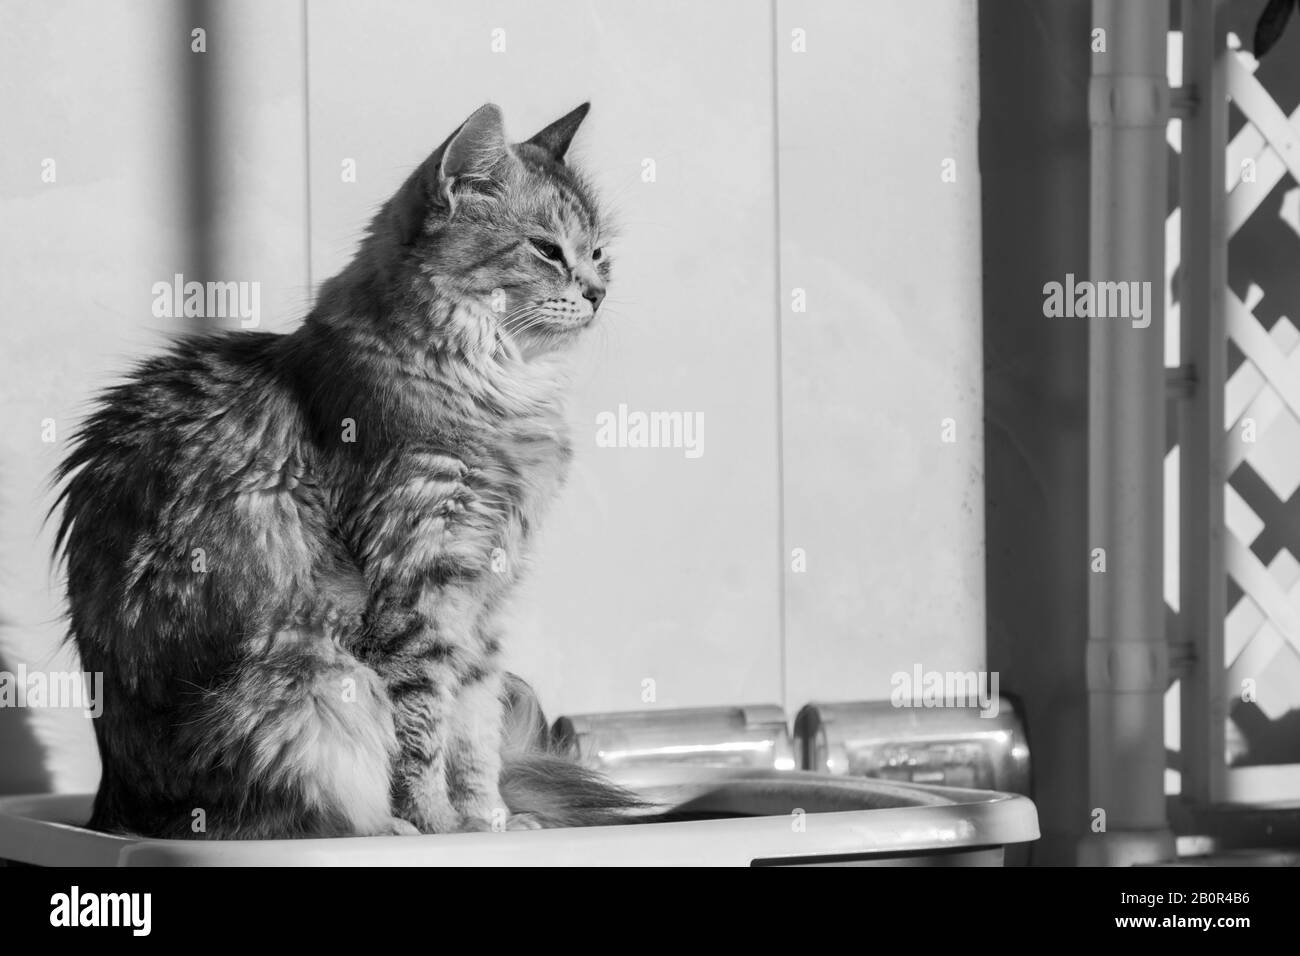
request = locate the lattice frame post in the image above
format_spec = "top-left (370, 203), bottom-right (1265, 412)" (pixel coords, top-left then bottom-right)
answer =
top-left (1177, 0), bottom-right (1229, 807)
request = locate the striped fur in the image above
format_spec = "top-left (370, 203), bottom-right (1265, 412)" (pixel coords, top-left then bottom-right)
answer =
top-left (52, 103), bottom-right (632, 838)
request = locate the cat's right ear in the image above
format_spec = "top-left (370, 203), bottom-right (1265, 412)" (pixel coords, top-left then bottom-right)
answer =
top-left (393, 104), bottom-right (509, 244)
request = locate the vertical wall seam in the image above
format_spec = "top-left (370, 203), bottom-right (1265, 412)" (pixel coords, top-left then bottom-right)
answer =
top-left (182, 0), bottom-right (216, 328)
top-left (771, 0), bottom-right (788, 714)
top-left (302, 0), bottom-right (313, 298)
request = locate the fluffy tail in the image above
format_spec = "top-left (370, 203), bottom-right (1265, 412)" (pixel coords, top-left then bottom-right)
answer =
top-left (500, 752), bottom-right (651, 828)
top-left (498, 673), bottom-right (652, 828)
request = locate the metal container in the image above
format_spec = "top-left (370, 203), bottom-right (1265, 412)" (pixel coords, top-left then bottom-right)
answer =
top-left (794, 697), bottom-right (1031, 794)
top-left (553, 704), bottom-right (796, 772)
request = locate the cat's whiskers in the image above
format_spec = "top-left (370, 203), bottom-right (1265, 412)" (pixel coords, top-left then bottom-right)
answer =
top-left (495, 305), bottom-right (544, 344)
top-left (508, 316), bottom-right (553, 337)
top-left (503, 309), bottom-right (558, 340)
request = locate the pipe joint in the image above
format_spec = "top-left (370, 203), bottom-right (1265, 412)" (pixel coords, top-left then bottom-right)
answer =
top-left (1086, 637), bottom-right (1169, 692)
top-left (1089, 74), bottom-right (1171, 129)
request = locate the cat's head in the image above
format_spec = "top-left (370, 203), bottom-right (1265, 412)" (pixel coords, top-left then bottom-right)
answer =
top-left (379, 102), bottom-right (612, 356)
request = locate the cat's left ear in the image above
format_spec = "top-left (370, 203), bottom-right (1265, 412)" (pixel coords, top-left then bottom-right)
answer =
top-left (525, 102), bottom-right (590, 162)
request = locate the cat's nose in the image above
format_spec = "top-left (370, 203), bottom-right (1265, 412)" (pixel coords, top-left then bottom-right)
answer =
top-left (583, 285), bottom-right (605, 313)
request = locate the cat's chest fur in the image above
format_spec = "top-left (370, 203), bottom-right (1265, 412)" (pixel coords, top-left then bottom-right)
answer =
top-left (461, 396), bottom-right (573, 561)
top-left (327, 345), bottom-right (574, 591)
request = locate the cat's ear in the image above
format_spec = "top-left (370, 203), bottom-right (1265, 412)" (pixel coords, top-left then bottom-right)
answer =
top-left (525, 102), bottom-right (590, 162)
top-left (438, 103), bottom-right (509, 202)
top-left (392, 103), bottom-right (508, 243)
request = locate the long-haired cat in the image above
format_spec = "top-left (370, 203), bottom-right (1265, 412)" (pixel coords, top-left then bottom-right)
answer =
top-left (52, 102), bottom-right (641, 838)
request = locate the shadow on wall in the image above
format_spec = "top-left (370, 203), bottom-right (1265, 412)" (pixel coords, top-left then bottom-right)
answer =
top-left (980, 0), bottom-right (1092, 866)
top-left (0, 644), bottom-right (54, 796)
top-left (1233, 703), bottom-right (1300, 765)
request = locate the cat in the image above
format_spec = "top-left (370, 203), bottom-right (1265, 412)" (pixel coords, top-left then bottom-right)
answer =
top-left (51, 102), bottom-right (642, 839)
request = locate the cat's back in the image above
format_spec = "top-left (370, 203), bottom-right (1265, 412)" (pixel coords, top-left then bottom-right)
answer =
top-left (57, 331), bottom-right (299, 501)
top-left (54, 332), bottom-right (322, 656)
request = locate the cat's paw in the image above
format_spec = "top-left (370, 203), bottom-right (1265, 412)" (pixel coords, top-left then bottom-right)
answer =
top-left (372, 816), bottom-right (420, 837)
top-left (452, 811), bottom-right (543, 832)
top-left (505, 812), bottom-right (545, 831)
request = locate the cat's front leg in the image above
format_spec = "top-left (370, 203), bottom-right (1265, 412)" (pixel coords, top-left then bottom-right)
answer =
top-left (358, 582), bottom-right (487, 834)
top-left (347, 448), bottom-right (522, 833)
top-left (443, 663), bottom-right (514, 830)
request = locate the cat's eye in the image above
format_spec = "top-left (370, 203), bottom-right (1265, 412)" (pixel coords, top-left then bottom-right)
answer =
top-left (592, 247), bottom-right (604, 262)
top-left (528, 238), bottom-right (566, 264)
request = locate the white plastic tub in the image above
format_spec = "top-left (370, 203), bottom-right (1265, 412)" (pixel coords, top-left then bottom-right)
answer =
top-left (0, 767), bottom-right (1037, 866)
